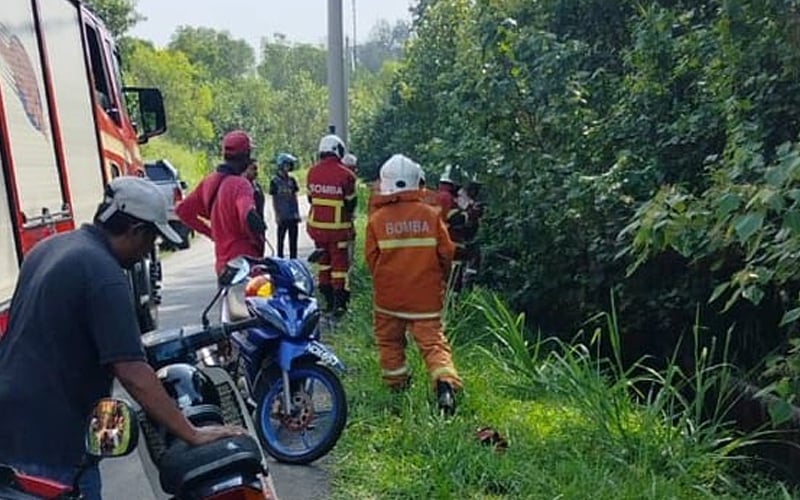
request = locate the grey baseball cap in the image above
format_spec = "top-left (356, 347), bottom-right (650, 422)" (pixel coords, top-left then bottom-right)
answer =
top-left (97, 176), bottom-right (183, 244)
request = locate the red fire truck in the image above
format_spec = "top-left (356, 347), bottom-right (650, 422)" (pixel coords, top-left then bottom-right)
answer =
top-left (0, 0), bottom-right (167, 335)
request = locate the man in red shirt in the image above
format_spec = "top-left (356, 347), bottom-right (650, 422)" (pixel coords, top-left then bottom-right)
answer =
top-left (176, 130), bottom-right (266, 275)
top-left (306, 134), bottom-right (356, 316)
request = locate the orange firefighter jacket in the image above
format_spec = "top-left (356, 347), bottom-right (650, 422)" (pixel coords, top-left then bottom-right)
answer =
top-left (306, 157), bottom-right (356, 243)
top-left (366, 191), bottom-right (455, 319)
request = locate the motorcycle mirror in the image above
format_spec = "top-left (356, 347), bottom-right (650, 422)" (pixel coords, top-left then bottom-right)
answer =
top-left (85, 398), bottom-right (138, 459)
top-left (218, 256), bottom-right (251, 287)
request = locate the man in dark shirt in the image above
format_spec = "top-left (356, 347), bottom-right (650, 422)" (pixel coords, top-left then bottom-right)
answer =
top-left (243, 161), bottom-right (265, 215)
top-left (0, 177), bottom-right (244, 499)
top-left (269, 153), bottom-right (301, 259)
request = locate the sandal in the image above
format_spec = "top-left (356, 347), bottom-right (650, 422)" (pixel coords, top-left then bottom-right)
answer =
top-left (474, 426), bottom-right (508, 453)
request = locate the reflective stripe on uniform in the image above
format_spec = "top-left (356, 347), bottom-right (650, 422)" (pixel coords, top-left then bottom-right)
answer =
top-left (375, 305), bottom-right (441, 320)
top-left (331, 271), bottom-right (348, 279)
top-left (307, 219), bottom-right (352, 229)
top-left (336, 241), bottom-right (349, 249)
top-left (377, 237), bottom-right (437, 250)
top-left (382, 365), bottom-right (410, 377)
top-left (313, 198), bottom-right (344, 208)
top-left (309, 197), bottom-right (351, 229)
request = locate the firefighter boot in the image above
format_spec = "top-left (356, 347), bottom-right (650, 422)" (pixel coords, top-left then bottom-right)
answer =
top-left (436, 380), bottom-right (456, 417)
top-left (333, 289), bottom-right (349, 319)
top-left (319, 285), bottom-right (334, 313)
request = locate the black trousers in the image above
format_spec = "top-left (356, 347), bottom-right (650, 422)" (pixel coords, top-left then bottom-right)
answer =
top-left (277, 220), bottom-right (299, 258)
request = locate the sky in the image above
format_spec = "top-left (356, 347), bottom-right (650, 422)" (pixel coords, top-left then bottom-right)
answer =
top-left (130, 0), bottom-right (415, 52)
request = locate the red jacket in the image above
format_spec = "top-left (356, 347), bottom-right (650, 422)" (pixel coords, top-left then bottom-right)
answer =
top-left (176, 169), bottom-right (264, 273)
top-left (366, 191), bottom-right (454, 318)
top-left (306, 157), bottom-right (356, 243)
top-left (436, 185), bottom-right (458, 222)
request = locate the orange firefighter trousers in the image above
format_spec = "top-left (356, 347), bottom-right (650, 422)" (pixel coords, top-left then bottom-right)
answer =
top-left (373, 312), bottom-right (462, 390)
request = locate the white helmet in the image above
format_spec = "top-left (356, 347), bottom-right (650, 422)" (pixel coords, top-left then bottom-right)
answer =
top-left (318, 134), bottom-right (346, 159)
top-left (439, 164), bottom-right (454, 184)
top-left (342, 153), bottom-right (358, 168)
top-left (380, 154), bottom-right (422, 195)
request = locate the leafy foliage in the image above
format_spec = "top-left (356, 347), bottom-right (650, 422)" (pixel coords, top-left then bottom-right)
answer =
top-left (353, 0), bottom-right (800, 404)
top-left (83, 0), bottom-right (143, 39)
top-left (168, 26), bottom-right (256, 80)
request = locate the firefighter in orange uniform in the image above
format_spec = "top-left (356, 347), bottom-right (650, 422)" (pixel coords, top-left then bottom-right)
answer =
top-left (365, 154), bottom-right (462, 416)
top-left (306, 134), bottom-right (356, 316)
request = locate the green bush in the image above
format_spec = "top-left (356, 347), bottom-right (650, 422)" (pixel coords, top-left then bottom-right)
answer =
top-left (352, 0), bottom-right (800, 402)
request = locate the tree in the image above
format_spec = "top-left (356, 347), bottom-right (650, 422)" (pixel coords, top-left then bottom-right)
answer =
top-left (356, 20), bottom-right (410, 73)
top-left (125, 41), bottom-right (215, 150)
top-left (258, 38), bottom-right (327, 90)
top-left (168, 26), bottom-right (255, 80)
top-left (82, 0), bottom-right (143, 39)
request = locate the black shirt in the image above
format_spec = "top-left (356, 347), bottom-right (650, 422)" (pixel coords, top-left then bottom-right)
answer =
top-left (0, 225), bottom-right (145, 467)
top-left (253, 180), bottom-right (266, 222)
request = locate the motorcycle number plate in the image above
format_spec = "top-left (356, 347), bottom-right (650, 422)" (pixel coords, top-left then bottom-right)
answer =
top-left (307, 341), bottom-right (342, 369)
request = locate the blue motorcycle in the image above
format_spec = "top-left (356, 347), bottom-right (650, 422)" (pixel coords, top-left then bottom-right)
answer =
top-left (150, 255), bottom-right (348, 465)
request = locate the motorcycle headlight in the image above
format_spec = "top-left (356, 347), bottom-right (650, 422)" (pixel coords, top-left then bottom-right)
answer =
top-left (288, 260), bottom-right (314, 297)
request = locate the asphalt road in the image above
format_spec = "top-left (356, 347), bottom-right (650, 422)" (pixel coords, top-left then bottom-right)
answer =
top-left (101, 199), bottom-right (331, 500)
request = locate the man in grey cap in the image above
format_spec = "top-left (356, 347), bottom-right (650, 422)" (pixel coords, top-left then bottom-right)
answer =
top-left (0, 177), bottom-right (245, 500)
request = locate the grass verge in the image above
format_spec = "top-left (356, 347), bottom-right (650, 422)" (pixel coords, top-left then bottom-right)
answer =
top-left (321, 249), bottom-right (797, 499)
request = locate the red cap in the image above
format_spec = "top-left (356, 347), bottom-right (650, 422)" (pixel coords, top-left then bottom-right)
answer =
top-left (222, 130), bottom-right (253, 158)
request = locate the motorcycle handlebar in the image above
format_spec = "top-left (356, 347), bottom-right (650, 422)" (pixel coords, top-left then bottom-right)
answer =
top-left (204, 317), bottom-right (261, 343)
top-left (144, 319), bottom-right (262, 369)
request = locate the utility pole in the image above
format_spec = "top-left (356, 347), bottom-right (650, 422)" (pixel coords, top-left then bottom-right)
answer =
top-left (351, 0), bottom-right (358, 69)
top-left (327, 0), bottom-right (348, 144)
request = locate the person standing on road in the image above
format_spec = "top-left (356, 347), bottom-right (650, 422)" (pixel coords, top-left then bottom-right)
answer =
top-left (365, 154), bottom-right (462, 416)
top-left (176, 130), bottom-right (266, 275)
top-left (0, 177), bottom-right (245, 500)
top-left (243, 161), bottom-right (265, 226)
top-left (306, 135), bottom-right (356, 316)
top-left (269, 153), bottom-right (301, 259)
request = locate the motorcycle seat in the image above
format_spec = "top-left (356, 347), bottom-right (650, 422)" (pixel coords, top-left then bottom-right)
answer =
top-left (158, 434), bottom-right (263, 495)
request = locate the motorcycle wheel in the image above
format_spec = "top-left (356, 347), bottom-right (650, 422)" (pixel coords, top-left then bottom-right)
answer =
top-left (255, 361), bottom-right (347, 464)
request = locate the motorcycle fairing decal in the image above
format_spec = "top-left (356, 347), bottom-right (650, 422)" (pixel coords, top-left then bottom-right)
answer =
top-left (306, 341), bottom-right (345, 372)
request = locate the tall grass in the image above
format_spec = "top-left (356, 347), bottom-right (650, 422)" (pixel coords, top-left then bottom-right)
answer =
top-left (324, 282), bottom-right (796, 499)
top-left (322, 206), bottom-right (792, 498)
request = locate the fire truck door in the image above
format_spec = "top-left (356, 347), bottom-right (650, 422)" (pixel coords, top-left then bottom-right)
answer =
top-left (0, 150), bottom-right (19, 314)
top-left (41, 0), bottom-right (104, 225)
top-left (0, 0), bottom-right (70, 250)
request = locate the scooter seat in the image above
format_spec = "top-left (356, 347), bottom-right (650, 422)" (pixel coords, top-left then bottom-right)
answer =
top-left (158, 434), bottom-right (263, 495)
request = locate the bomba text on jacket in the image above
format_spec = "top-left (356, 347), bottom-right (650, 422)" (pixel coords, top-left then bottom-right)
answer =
top-left (309, 183), bottom-right (344, 195)
top-left (385, 220), bottom-right (431, 235)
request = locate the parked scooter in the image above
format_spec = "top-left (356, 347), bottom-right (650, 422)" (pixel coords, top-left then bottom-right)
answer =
top-left (139, 314), bottom-right (277, 497)
top-left (203, 255), bottom-right (348, 465)
top-left (0, 398), bottom-right (138, 499)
